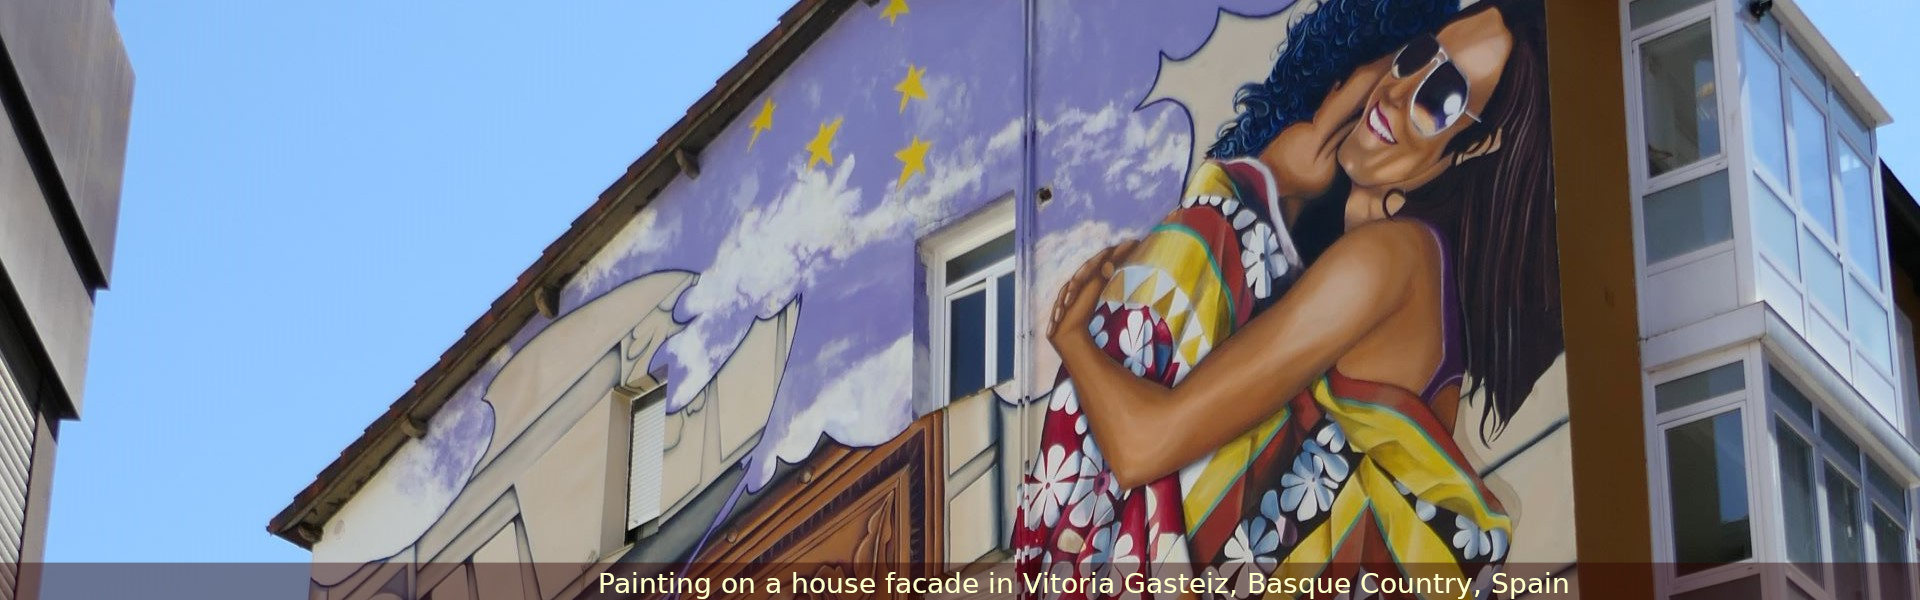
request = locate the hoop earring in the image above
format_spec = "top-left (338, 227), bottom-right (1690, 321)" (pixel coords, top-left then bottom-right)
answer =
top-left (1381, 190), bottom-right (1405, 218)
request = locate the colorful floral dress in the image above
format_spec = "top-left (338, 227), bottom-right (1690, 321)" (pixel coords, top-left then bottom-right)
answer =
top-left (1012, 159), bottom-right (1512, 599)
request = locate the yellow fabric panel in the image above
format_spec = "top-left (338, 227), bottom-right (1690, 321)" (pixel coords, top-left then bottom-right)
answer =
top-left (1181, 408), bottom-right (1290, 527)
top-left (1357, 460), bottom-right (1467, 599)
top-left (1104, 230), bottom-right (1231, 362)
top-left (1185, 161), bottom-right (1239, 198)
top-left (1272, 469), bottom-right (1371, 581)
top-left (1310, 379), bottom-right (1511, 533)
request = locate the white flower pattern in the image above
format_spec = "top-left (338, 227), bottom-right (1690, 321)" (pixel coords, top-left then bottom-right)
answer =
top-left (1068, 473), bottom-right (1118, 528)
top-left (1316, 422), bottom-right (1347, 453)
top-left (1239, 223), bottom-right (1287, 299)
top-left (1223, 516), bottom-right (1280, 573)
top-left (1118, 310), bottom-right (1151, 376)
top-left (1026, 445), bottom-right (1094, 529)
top-left (1452, 515), bottom-right (1499, 560)
top-left (1279, 450), bottom-right (1339, 522)
top-left (1049, 381), bottom-right (1081, 415)
top-left (1415, 497), bottom-right (1437, 521)
top-left (1087, 313), bottom-right (1108, 349)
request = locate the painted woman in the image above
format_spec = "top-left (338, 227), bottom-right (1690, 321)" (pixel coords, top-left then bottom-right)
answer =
top-left (1012, 0), bottom-right (1561, 596)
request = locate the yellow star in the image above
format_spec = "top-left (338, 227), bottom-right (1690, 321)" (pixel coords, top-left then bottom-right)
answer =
top-left (894, 136), bottom-right (931, 187)
top-left (880, 0), bottom-right (909, 25)
top-left (748, 98), bottom-right (775, 149)
top-left (805, 117), bottom-right (843, 169)
top-left (894, 64), bottom-right (927, 113)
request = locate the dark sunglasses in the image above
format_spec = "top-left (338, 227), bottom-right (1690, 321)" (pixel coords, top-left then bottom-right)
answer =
top-left (1390, 35), bottom-right (1482, 137)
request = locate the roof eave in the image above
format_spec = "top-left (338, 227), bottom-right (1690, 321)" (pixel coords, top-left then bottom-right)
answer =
top-left (1772, 0), bottom-right (1893, 127)
top-left (266, 0), bottom-right (854, 549)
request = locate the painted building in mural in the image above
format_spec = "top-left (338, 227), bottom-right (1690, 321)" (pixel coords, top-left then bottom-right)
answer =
top-left (267, 0), bottom-right (1920, 599)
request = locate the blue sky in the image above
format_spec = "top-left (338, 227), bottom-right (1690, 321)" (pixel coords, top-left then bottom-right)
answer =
top-left (45, 0), bottom-right (1920, 563)
top-left (1799, 0), bottom-right (1920, 179)
top-left (46, 1), bottom-right (794, 562)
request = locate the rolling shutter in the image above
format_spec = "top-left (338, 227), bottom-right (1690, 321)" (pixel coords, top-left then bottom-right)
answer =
top-left (0, 358), bottom-right (35, 599)
top-left (627, 396), bottom-right (665, 530)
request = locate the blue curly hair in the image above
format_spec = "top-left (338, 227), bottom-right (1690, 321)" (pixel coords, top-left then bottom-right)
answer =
top-left (1206, 0), bottom-right (1460, 159)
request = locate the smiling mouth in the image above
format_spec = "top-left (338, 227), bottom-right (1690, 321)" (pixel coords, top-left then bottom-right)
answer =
top-left (1365, 104), bottom-right (1397, 145)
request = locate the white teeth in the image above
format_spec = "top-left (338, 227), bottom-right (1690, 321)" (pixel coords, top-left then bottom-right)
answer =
top-left (1368, 106), bottom-right (1397, 144)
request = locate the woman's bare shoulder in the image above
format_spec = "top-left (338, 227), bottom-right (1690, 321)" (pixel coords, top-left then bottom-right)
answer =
top-left (1320, 219), bottom-right (1437, 268)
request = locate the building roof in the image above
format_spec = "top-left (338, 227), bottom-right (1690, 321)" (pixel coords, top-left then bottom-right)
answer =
top-left (266, 0), bottom-right (857, 548)
top-left (1774, 0), bottom-right (1893, 127)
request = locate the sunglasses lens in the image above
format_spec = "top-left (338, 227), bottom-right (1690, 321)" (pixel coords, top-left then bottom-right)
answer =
top-left (1415, 62), bottom-right (1470, 132)
top-left (1392, 37), bottom-right (1440, 78)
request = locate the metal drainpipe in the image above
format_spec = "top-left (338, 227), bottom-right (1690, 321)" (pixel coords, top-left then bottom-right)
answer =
top-left (1016, 0), bottom-right (1040, 498)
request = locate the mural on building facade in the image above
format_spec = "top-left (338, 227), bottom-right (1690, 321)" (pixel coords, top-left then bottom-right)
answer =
top-left (306, 0), bottom-right (1575, 597)
top-left (1016, 0), bottom-right (1562, 593)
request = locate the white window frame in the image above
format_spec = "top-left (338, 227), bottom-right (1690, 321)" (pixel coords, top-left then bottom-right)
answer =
top-left (1899, 310), bottom-right (1919, 439)
top-left (1764, 359), bottom-right (1918, 600)
top-left (1734, 10), bottom-right (1901, 389)
top-left (1769, 408), bottom-right (1827, 594)
top-left (920, 199), bottom-right (1022, 564)
top-left (1645, 348), bottom-right (1763, 597)
top-left (1629, 6), bottom-right (1912, 597)
top-left (924, 200), bottom-right (1018, 407)
top-left (1626, 4), bottom-right (1740, 278)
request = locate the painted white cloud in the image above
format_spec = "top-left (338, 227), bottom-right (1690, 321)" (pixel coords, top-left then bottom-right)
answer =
top-left (310, 368), bottom-right (497, 574)
top-left (567, 208), bottom-right (677, 300)
top-left (657, 157), bottom-right (890, 410)
top-left (1044, 102), bottom-right (1191, 210)
top-left (769, 335), bottom-right (916, 462)
top-left (651, 115), bottom-right (1022, 493)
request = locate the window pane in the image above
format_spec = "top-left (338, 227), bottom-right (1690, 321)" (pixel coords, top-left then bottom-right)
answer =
top-left (1792, 89), bottom-right (1836, 236)
top-left (1644, 170), bottom-right (1733, 262)
top-left (995, 274), bottom-right (1014, 384)
top-left (1630, 0), bottom-right (1708, 30)
top-left (1826, 467), bottom-right (1866, 600)
top-left (1744, 32), bottom-right (1789, 180)
top-left (1656, 361), bottom-right (1745, 413)
top-left (1867, 460), bottom-right (1903, 508)
top-left (1850, 278), bottom-right (1893, 371)
top-left (1873, 508), bottom-right (1911, 600)
top-left (1779, 424), bottom-right (1824, 581)
top-left (947, 231), bottom-right (1014, 285)
top-left (1835, 97), bottom-right (1873, 151)
top-left (1838, 143), bottom-right (1881, 279)
top-left (1770, 367), bottom-right (1815, 423)
top-left (1668, 410), bottom-right (1752, 574)
top-left (1751, 12), bottom-right (1783, 48)
top-left (1805, 232), bottom-right (1846, 316)
top-left (949, 290), bottom-right (986, 400)
top-left (1753, 176), bottom-right (1799, 275)
top-left (1642, 22), bottom-right (1722, 177)
top-left (1784, 38), bottom-right (1824, 90)
top-left (1821, 412), bottom-right (1863, 459)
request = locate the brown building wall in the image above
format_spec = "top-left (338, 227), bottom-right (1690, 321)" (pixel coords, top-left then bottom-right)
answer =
top-left (1545, 0), bottom-right (1655, 597)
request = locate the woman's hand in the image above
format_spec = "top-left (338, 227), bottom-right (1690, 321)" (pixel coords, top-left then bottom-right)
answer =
top-left (1262, 55), bottom-right (1392, 202)
top-left (1047, 240), bottom-right (1138, 353)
